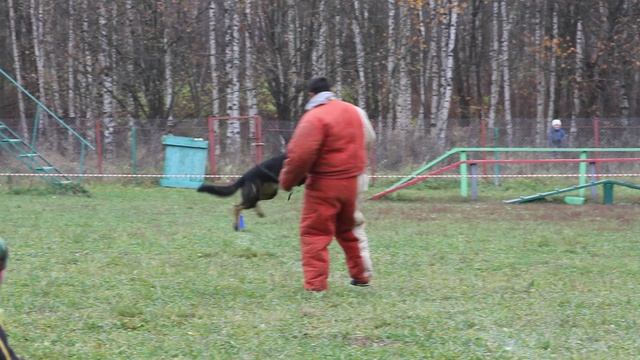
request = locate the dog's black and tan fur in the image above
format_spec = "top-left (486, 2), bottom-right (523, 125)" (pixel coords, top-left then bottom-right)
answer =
top-left (197, 154), bottom-right (301, 230)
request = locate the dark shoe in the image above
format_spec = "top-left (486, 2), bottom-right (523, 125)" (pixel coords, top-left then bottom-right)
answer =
top-left (350, 279), bottom-right (370, 287)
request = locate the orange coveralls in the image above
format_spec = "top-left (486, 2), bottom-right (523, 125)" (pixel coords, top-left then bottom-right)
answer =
top-left (280, 98), bottom-right (370, 291)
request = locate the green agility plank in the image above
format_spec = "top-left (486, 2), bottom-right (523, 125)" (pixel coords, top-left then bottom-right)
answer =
top-left (503, 180), bottom-right (640, 205)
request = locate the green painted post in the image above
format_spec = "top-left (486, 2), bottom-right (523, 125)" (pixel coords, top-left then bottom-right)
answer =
top-left (603, 182), bottom-right (614, 205)
top-left (31, 107), bottom-right (41, 149)
top-left (79, 143), bottom-right (86, 182)
top-left (131, 125), bottom-right (137, 175)
top-left (493, 128), bottom-right (501, 186)
top-left (579, 151), bottom-right (588, 197)
top-left (460, 151), bottom-right (468, 197)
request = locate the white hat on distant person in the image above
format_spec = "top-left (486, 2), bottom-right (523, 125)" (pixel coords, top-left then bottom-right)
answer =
top-left (551, 119), bottom-right (562, 127)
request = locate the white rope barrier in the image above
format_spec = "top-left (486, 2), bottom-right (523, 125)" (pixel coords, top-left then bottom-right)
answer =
top-left (1, 173), bottom-right (640, 179)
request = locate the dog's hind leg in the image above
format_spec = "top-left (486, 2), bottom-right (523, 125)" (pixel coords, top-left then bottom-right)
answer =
top-left (254, 203), bottom-right (265, 218)
top-left (253, 182), bottom-right (278, 218)
top-left (233, 204), bottom-right (244, 231)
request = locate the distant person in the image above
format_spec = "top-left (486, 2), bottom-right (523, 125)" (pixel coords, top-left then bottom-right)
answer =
top-left (0, 239), bottom-right (21, 360)
top-left (549, 119), bottom-right (566, 147)
top-left (280, 77), bottom-right (372, 292)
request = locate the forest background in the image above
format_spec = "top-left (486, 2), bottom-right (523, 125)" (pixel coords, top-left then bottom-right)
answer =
top-left (1, 0), bottom-right (639, 172)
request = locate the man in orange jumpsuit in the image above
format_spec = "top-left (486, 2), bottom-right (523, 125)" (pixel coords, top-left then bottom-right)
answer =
top-left (280, 77), bottom-right (372, 291)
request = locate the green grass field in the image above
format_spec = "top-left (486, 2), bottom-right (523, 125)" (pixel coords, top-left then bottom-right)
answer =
top-left (1, 180), bottom-right (639, 359)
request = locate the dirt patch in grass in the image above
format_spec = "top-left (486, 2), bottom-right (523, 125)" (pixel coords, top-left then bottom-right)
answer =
top-left (346, 335), bottom-right (398, 348)
top-left (369, 200), bottom-right (640, 228)
top-left (479, 203), bottom-right (640, 224)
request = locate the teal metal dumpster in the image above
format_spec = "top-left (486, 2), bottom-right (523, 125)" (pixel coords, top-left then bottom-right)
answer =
top-left (160, 135), bottom-right (208, 189)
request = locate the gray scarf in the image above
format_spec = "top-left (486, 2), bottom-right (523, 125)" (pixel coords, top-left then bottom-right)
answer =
top-left (304, 91), bottom-right (336, 111)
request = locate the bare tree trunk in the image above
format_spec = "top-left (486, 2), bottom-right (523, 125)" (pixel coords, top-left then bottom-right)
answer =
top-left (500, 0), bottom-right (514, 147)
top-left (619, 81), bottom-right (630, 126)
top-left (546, 3), bottom-right (558, 128)
top-left (124, 0), bottom-right (137, 138)
top-left (8, 0), bottom-right (28, 139)
top-left (570, 18), bottom-right (584, 145)
top-left (352, 0), bottom-right (367, 108)
top-left (394, 3), bottom-right (411, 131)
top-left (334, 11), bottom-right (344, 97)
top-left (534, 1), bottom-right (546, 146)
top-left (49, 52), bottom-right (63, 152)
top-left (66, 0), bottom-right (77, 150)
top-left (245, 0), bottom-right (258, 117)
top-left (312, 0), bottom-right (327, 76)
top-left (208, 0), bottom-right (220, 116)
top-left (98, 2), bottom-right (115, 158)
top-left (429, 1), bottom-right (441, 134)
top-left (30, 0), bottom-right (48, 137)
top-left (386, 0), bottom-right (396, 127)
top-left (163, 26), bottom-right (174, 128)
top-left (470, 0), bottom-right (484, 124)
top-left (435, 0), bottom-right (459, 152)
top-left (488, 0), bottom-right (501, 137)
top-left (418, 5), bottom-right (427, 127)
top-left (80, 0), bottom-right (96, 142)
top-left (225, 0), bottom-right (241, 151)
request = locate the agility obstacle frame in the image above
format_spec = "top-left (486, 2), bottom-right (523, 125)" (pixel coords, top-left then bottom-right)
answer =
top-left (371, 147), bottom-right (640, 200)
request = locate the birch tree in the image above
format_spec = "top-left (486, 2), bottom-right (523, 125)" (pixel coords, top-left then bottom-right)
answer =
top-left (386, 0), bottom-right (397, 127)
top-left (500, 0), bottom-right (514, 147)
top-left (333, 8), bottom-right (344, 97)
top-left (67, 0), bottom-right (77, 140)
top-left (208, 0), bottom-right (219, 116)
top-left (418, 5), bottom-right (428, 126)
top-left (352, 0), bottom-right (367, 109)
top-left (570, 16), bottom-right (584, 146)
top-left (163, 25), bottom-right (174, 127)
top-left (97, 2), bottom-right (115, 158)
top-left (79, 0), bottom-right (96, 138)
top-left (534, 0), bottom-right (546, 146)
top-left (487, 0), bottom-right (501, 138)
top-left (225, 0), bottom-right (241, 150)
top-left (245, 0), bottom-right (258, 117)
top-left (123, 0), bottom-right (138, 134)
top-left (428, 0), bottom-right (441, 133)
top-left (312, 0), bottom-right (327, 76)
top-left (7, 0), bottom-right (28, 139)
top-left (394, 2), bottom-right (411, 132)
top-left (30, 0), bottom-right (48, 136)
top-left (546, 3), bottom-right (558, 131)
top-left (435, 0), bottom-right (459, 152)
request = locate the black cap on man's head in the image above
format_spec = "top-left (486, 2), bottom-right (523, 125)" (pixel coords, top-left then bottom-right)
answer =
top-left (307, 77), bottom-right (332, 94)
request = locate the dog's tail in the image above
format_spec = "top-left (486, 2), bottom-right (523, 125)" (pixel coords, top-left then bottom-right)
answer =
top-left (197, 181), bottom-right (241, 197)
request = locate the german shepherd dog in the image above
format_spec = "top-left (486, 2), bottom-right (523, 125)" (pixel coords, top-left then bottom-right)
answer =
top-left (197, 154), bottom-right (302, 230)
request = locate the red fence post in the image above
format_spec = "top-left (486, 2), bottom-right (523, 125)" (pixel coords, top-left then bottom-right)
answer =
top-left (480, 118), bottom-right (487, 176)
top-left (592, 115), bottom-right (600, 179)
top-left (254, 115), bottom-right (264, 164)
top-left (95, 119), bottom-right (103, 174)
top-left (370, 121), bottom-right (378, 186)
top-left (207, 116), bottom-right (216, 175)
